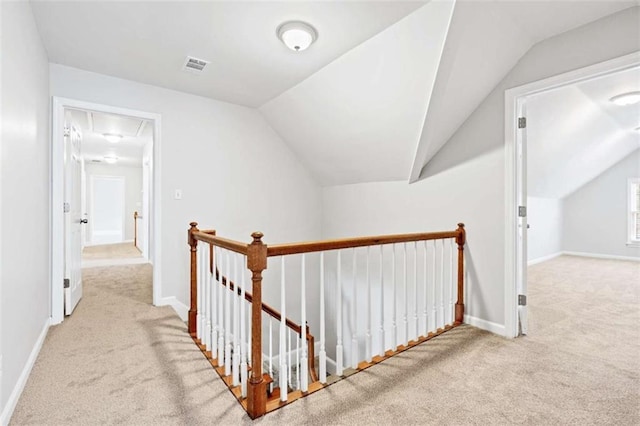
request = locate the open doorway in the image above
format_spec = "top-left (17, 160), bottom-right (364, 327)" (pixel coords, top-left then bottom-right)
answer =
top-left (504, 52), bottom-right (640, 338)
top-left (51, 98), bottom-right (162, 324)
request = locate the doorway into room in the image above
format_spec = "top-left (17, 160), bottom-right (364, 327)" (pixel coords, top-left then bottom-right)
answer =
top-left (51, 98), bottom-right (161, 323)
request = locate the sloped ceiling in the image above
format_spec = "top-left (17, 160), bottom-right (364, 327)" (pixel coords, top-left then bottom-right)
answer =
top-left (260, 1), bottom-right (455, 185)
top-left (527, 67), bottom-right (640, 199)
top-left (31, 0), bottom-right (425, 107)
top-left (409, 0), bottom-right (637, 183)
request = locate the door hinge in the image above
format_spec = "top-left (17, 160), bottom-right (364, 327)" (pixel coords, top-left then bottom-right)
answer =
top-left (518, 117), bottom-right (526, 129)
top-left (63, 127), bottom-right (71, 137)
top-left (518, 294), bottom-right (527, 306)
top-left (64, 278), bottom-right (70, 289)
top-left (64, 202), bottom-right (70, 213)
top-left (518, 206), bottom-right (527, 217)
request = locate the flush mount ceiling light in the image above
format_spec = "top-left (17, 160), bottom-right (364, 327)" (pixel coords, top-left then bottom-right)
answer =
top-left (609, 91), bottom-right (640, 106)
top-left (103, 133), bottom-right (123, 143)
top-left (103, 156), bottom-right (118, 164)
top-left (277, 21), bottom-right (317, 52)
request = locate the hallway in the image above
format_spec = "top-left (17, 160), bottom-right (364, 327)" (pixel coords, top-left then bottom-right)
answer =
top-left (10, 257), bottom-right (640, 425)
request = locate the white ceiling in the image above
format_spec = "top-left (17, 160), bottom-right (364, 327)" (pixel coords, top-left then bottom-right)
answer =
top-left (260, 1), bottom-right (455, 185)
top-left (527, 66), bottom-right (640, 199)
top-left (69, 109), bottom-right (150, 167)
top-left (409, 0), bottom-right (637, 182)
top-left (31, 1), bottom-right (425, 107)
top-left (32, 1), bottom-right (638, 186)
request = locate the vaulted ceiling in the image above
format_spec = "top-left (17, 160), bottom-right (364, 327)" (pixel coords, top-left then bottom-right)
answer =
top-left (527, 66), bottom-right (640, 199)
top-left (31, 0), bottom-right (638, 186)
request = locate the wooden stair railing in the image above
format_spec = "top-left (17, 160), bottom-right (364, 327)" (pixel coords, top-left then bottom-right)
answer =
top-left (212, 261), bottom-right (318, 384)
top-left (188, 222), bottom-right (466, 420)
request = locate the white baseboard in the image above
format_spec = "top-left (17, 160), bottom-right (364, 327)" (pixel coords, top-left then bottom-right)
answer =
top-left (1, 318), bottom-right (51, 426)
top-left (562, 251), bottom-right (640, 262)
top-left (528, 251), bottom-right (563, 266)
top-left (157, 296), bottom-right (189, 321)
top-left (464, 315), bottom-right (506, 337)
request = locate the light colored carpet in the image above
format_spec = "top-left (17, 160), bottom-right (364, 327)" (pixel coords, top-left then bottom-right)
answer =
top-left (10, 255), bottom-right (640, 425)
top-left (82, 243), bottom-right (142, 260)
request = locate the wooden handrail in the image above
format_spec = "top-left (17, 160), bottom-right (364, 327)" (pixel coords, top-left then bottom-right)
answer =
top-left (267, 230), bottom-right (460, 257)
top-left (189, 222), bottom-right (466, 419)
top-left (192, 230), bottom-right (248, 255)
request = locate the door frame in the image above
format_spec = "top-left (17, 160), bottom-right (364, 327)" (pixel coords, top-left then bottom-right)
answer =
top-left (51, 97), bottom-right (162, 324)
top-left (88, 174), bottom-right (126, 245)
top-left (503, 51), bottom-right (640, 338)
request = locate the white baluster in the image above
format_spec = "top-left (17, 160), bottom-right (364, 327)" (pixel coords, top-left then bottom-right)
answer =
top-left (440, 239), bottom-right (445, 329)
top-left (196, 244), bottom-right (202, 341)
top-left (288, 329), bottom-right (292, 389)
top-left (379, 245), bottom-right (385, 357)
top-left (319, 252), bottom-right (327, 384)
top-left (403, 243), bottom-right (408, 347)
top-left (413, 241), bottom-right (418, 342)
top-left (217, 248), bottom-right (224, 365)
top-left (431, 240), bottom-right (436, 334)
top-left (241, 257), bottom-right (247, 398)
top-left (201, 244), bottom-right (207, 344)
top-left (351, 248), bottom-right (358, 369)
top-left (211, 246), bottom-right (218, 359)
top-left (279, 256), bottom-right (288, 402)
top-left (300, 254), bottom-right (308, 392)
top-left (232, 254), bottom-right (240, 386)
top-left (423, 240), bottom-right (428, 337)
top-left (205, 244), bottom-right (211, 351)
top-left (366, 246), bottom-right (372, 363)
top-left (295, 328), bottom-right (300, 390)
top-left (449, 239), bottom-right (454, 325)
top-left (225, 251), bottom-right (231, 376)
top-left (391, 244), bottom-right (397, 349)
top-left (268, 316), bottom-right (273, 394)
top-left (336, 250), bottom-right (344, 376)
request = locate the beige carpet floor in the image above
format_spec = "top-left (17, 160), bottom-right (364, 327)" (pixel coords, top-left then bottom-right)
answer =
top-left (82, 243), bottom-right (142, 261)
top-left (10, 255), bottom-right (640, 425)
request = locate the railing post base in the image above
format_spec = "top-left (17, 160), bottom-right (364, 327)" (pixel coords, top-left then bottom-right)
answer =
top-left (455, 303), bottom-right (464, 325)
top-left (247, 378), bottom-right (267, 419)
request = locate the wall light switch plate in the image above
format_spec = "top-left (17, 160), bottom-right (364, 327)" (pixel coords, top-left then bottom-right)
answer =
top-left (174, 189), bottom-right (182, 200)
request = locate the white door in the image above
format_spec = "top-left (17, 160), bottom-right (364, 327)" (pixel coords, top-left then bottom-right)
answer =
top-left (516, 101), bottom-right (528, 335)
top-left (64, 122), bottom-right (83, 315)
top-left (90, 176), bottom-right (125, 245)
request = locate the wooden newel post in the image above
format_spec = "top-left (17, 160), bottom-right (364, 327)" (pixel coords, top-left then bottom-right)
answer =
top-left (455, 223), bottom-right (466, 324)
top-left (188, 222), bottom-right (199, 335)
top-left (247, 232), bottom-right (268, 419)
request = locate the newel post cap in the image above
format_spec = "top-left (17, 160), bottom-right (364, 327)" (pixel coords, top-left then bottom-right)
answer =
top-left (251, 232), bottom-right (264, 244)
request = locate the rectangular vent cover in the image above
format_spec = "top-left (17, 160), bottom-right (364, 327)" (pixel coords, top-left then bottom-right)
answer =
top-left (183, 56), bottom-right (209, 73)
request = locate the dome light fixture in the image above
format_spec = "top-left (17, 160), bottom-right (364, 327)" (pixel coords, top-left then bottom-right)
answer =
top-left (609, 91), bottom-right (640, 106)
top-left (104, 156), bottom-right (118, 164)
top-left (103, 133), bottom-right (123, 143)
top-left (277, 21), bottom-right (317, 52)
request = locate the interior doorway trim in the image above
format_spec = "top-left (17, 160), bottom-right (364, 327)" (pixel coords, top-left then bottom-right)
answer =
top-left (503, 51), bottom-right (640, 338)
top-left (51, 97), bottom-right (162, 324)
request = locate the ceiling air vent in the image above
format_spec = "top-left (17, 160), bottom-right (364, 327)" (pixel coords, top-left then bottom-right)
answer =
top-left (183, 56), bottom-right (209, 74)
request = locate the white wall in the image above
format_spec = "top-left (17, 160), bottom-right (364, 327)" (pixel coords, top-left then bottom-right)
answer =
top-left (323, 7), bottom-right (640, 333)
top-left (564, 150), bottom-right (640, 259)
top-left (0, 1), bottom-right (51, 422)
top-left (527, 197), bottom-right (563, 263)
top-left (85, 163), bottom-right (142, 244)
top-left (50, 64), bottom-right (323, 312)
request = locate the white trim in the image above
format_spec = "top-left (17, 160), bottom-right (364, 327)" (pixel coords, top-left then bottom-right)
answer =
top-left (504, 51), bottom-right (640, 339)
top-left (463, 315), bottom-right (506, 337)
top-left (82, 258), bottom-right (149, 268)
top-left (562, 251), bottom-right (640, 262)
top-left (158, 297), bottom-right (189, 321)
top-left (527, 252), bottom-right (563, 266)
top-left (0, 319), bottom-right (51, 426)
top-left (51, 97), bottom-right (162, 324)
